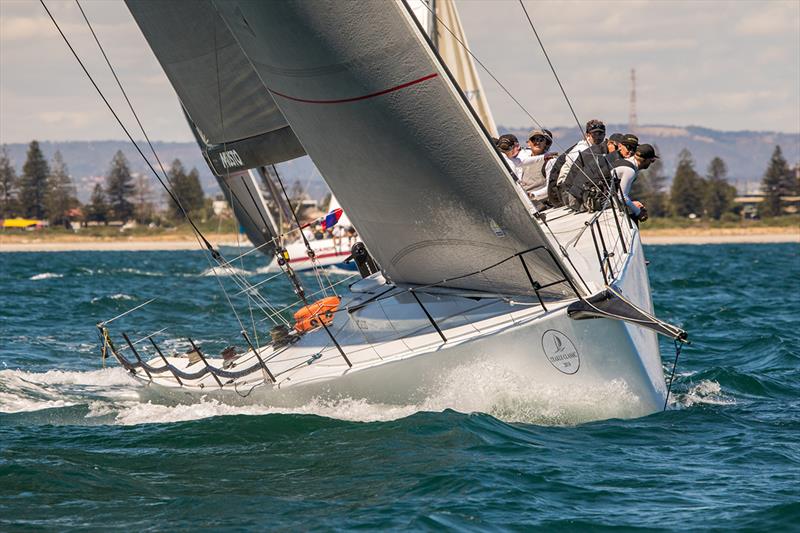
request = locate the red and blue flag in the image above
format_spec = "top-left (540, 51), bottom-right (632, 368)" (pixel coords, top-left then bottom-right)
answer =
top-left (321, 208), bottom-right (343, 230)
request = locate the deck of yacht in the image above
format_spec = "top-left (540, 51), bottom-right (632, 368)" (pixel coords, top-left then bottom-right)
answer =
top-left (112, 206), bottom-right (637, 396)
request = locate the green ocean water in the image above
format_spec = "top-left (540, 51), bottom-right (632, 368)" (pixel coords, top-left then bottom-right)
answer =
top-left (1, 243), bottom-right (798, 530)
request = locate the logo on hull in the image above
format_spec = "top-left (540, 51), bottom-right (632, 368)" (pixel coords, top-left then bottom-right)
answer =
top-left (542, 330), bottom-right (580, 374)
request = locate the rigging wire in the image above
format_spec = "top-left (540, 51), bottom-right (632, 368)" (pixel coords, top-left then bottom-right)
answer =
top-left (271, 165), bottom-right (337, 297)
top-left (209, 13), bottom-right (252, 338)
top-left (57, 0), bottom-right (286, 335)
top-left (52, 0), bottom-right (275, 323)
top-left (40, 0), bottom-right (217, 256)
top-left (664, 339), bottom-right (684, 411)
top-left (517, 0), bottom-right (630, 209)
top-left (517, 0), bottom-right (584, 139)
top-left (74, 1), bottom-right (172, 196)
top-left (420, 1), bottom-right (620, 225)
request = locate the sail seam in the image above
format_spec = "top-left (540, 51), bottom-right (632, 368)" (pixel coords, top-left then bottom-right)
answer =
top-left (268, 73), bottom-right (438, 104)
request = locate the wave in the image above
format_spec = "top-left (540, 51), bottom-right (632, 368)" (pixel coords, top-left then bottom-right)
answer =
top-left (199, 266), bottom-right (253, 277)
top-left (117, 267), bottom-right (165, 277)
top-left (90, 293), bottom-right (135, 304)
top-left (0, 368), bottom-right (137, 415)
top-left (670, 379), bottom-right (736, 408)
top-left (0, 358), bottom-right (651, 427)
top-left (29, 272), bottom-right (63, 280)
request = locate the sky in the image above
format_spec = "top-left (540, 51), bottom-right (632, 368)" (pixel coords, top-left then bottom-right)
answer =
top-left (1, 0), bottom-right (798, 144)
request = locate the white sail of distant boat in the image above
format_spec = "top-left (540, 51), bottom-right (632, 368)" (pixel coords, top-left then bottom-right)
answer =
top-left (409, 0), bottom-right (498, 136)
top-left (96, 0), bottom-right (688, 422)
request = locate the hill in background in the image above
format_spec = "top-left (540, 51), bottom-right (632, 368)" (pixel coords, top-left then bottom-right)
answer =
top-left (2, 125), bottom-right (798, 202)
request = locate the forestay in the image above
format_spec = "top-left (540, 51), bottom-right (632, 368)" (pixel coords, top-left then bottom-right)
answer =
top-left (213, 0), bottom-right (577, 297)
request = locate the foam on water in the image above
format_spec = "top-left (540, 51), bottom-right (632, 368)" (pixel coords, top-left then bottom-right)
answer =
top-left (29, 272), bottom-right (63, 280)
top-left (677, 379), bottom-right (736, 407)
top-left (200, 266), bottom-right (253, 277)
top-left (0, 358), bottom-right (650, 427)
top-left (117, 267), bottom-right (165, 277)
top-left (0, 368), bottom-right (138, 414)
top-left (90, 293), bottom-right (134, 303)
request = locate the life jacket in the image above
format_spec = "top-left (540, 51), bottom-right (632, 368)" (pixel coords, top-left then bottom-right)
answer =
top-left (564, 144), bottom-right (613, 200)
top-left (518, 155), bottom-right (548, 195)
top-left (546, 143), bottom-right (576, 207)
top-left (612, 158), bottom-right (636, 171)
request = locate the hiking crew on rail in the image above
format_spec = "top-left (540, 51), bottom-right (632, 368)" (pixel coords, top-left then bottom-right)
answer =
top-left (494, 119), bottom-right (659, 223)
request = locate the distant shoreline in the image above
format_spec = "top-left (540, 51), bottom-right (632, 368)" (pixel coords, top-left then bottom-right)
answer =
top-left (1, 227), bottom-right (797, 252)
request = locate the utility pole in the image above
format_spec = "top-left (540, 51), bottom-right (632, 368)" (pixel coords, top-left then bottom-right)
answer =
top-left (629, 68), bottom-right (638, 133)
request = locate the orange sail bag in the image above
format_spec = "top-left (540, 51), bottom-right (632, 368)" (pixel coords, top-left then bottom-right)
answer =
top-left (293, 296), bottom-right (341, 333)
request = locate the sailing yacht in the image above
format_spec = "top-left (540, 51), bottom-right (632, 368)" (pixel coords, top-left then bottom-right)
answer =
top-left (99, 0), bottom-right (687, 421)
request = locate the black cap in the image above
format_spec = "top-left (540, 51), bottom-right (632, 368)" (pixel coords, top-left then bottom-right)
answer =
top-left (620, 134), bottom-right (639, 149)
top-left (585, 119), bottom-right (605, 133)
top-left (635, 144), bottom-right (659, 159)
top-left (609, 133), bottom-right (625, 143)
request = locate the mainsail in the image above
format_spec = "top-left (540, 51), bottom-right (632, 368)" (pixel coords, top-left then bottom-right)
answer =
top-left (210, 0), bottom-right (573, 296)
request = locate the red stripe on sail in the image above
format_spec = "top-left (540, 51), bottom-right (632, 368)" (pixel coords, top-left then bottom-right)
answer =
top-left (269, 73), bottom-right (438, 104)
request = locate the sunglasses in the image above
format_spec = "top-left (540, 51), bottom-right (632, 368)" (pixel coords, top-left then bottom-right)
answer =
top-left (529, 136), bottom-right (549, 143)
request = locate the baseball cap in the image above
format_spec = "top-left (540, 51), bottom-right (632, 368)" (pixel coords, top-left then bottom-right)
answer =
top-left (609, 133), bottom-right (625, 143)
top-left (635, 144), bottom-right (659, 159)
top-left (585, 119), bottom-right (605, 133)
top-left (620, 134), bottom-right (639, 149)
top-left (528, 129), bottom-right (553, 142)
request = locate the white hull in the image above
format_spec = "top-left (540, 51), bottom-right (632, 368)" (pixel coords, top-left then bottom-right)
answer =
top-left (126, 212), bottom-right (668, 422)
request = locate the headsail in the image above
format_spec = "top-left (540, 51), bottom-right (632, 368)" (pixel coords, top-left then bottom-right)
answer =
top-left (126, 0), bottom-right (305, 172)
top-left (212, 0), bottom-right (577, 296)
top-left (219, 169), bottom-right (281, 252)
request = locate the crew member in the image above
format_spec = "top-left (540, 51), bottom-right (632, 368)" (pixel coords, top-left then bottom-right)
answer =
top-left (612, 143), bottom-right (658, 223)
top-left (518, 129), bottom-right (558, 202)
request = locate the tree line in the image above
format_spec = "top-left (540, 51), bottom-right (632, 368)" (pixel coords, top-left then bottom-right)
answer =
top-left (1, 140), bottom-right (797, 226)
top-left (0, 141), bottom-right (207, 227)
top-left (631, 145), bottom-right (798, 219)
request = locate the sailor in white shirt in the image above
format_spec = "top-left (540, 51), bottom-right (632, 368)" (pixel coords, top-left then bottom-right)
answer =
top-left (495, 133), bottom-right (549, 215)
top-left (496, 133), bottom-right (526, 180)
top-left (518, 129), bottom-right (558, 201)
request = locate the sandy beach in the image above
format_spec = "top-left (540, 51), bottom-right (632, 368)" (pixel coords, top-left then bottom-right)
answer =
top-left (1, 227), bottom-right (797, 252)
top-left (0, 233), bottom-right (246, 252)
top-left (640, 226), bottom-right (799, 245)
